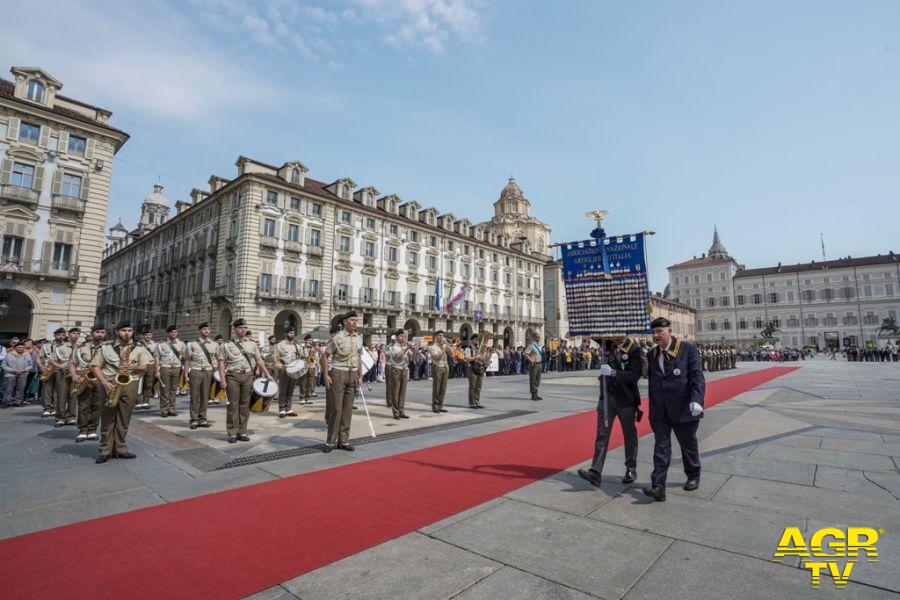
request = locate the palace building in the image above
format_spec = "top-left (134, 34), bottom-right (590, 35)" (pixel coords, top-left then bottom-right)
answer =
top-left (0, 67), bottom-right (129, 341)
top-left (98, 156), bottom-right (550, 346)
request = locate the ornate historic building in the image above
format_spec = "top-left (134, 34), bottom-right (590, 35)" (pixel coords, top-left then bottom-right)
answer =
top-left (0, 66), bottom-right (129, 342)
top-left (667, 229), bottom-right (900, 349)
top-left (98, 157), bottom-right (551, 346)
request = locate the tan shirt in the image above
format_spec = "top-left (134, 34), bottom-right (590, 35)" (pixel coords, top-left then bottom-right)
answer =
top-left (276, 339), bottom-right (301, 363)
top-left (187, 339), bottom-right (218, 370)
top-left (387, 343), bottom-right (410, 369)
top-left (325, 330), bottom-right (361, 370)
top-left (525, 342), bottom-right (542, 364)
top-left (137, 340), bottom-right (158, 365)
top-left (428, 343), bottom-right (449, 368)
top-left (303, 345), bottom-right (319, 372)
top-left (156, 339), bottom-right (187, 368)
top-left (56, 341), bottom-right (75, 367)
top-left (76, 343), bottom-right (102, 369)
top-left (91, 341), bottom-right (152, 379)
top-left (217, 339), bottom-right (261, 373)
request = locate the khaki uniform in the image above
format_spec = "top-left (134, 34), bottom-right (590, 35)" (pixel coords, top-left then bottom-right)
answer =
top-left (74, 343), bottom-right (102, 435)
top-left (54, 341), bottom-right (76, 423)
top-left (325, 330), bottom-right (360, 446)
top-left (92, 341), bottom-right (152, 457)
top-left (466, 345), bottom-right (488, 407)
top-left (300, 346), bottom-right (318, 400)
top-left (40, 341), bottom-right (62, 412)
top-left (187, 338), bottom-right (218, 423)
top-left (156, 339), bottom-right (186, 416)
top-left (264, 344), bottom-right (279, 382)
top-left (218, 339), bottom-right (260, 437)
top-left (275, 338), bottom-right (302, 412)
top-left (137, 340), bottom-right (158, 405)
top-left (428, 342), bottom-right (449, 412)
top-left (386, 343), bottom-right (411, 418)
top-left (524, 341), bottom-right (542, 399)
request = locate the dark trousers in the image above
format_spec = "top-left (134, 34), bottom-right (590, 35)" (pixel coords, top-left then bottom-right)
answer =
top-left (97, 381), bottom-right (138, 457)
top-left (589, 400), bottom-right (638, 475)
top-left (189, 369), bottom-right (212, 422)
top-left (277, 371), bottom-right (296, 412)
top-left (225, 371), bottom-right (253, 436)
top-left (3, 374), bottom-right (27, 405)
top-left (650, 414), bottom-right (700, 488)
top-left (77, 381), bottom-right (101, 434)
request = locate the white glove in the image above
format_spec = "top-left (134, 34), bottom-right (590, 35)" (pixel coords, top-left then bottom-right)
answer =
top-left (600, 364), bottom-right (615, 377)
top-left (689, 402), bottom-right (703, 417)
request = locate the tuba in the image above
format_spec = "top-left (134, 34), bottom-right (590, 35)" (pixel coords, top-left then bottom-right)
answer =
top-left (70, 348), bottom-right (97, 397)
top-left (107, 345), bottom-right (135, 408)
top-left (469, 332), bottom-right (493, 375)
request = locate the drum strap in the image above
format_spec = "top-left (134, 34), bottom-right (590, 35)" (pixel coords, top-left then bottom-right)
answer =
top-left (235, 342), bottom-right (255, 371)
top-left (197, 340), bottom-right (214, 367)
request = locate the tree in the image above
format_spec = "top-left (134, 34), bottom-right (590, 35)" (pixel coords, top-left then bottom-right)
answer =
top-left (760, 320), bottom-right (779, 340)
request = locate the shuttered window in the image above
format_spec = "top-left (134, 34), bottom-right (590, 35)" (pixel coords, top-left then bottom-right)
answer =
top-left (67, 135), bottom-right (87, 157)
top-left (61, 173), bottom-right (82, 198)
top-left (18, 121), bottom-right (40, 145)
top-left (11, 162), bottom-right (34, 188)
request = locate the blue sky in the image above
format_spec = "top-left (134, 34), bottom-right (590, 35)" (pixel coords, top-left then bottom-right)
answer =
top-left (7, 0), bottom-right (900, 290)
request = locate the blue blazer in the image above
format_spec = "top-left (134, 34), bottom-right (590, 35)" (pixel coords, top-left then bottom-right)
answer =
top-left (647, 338), bottom-right (705, 423)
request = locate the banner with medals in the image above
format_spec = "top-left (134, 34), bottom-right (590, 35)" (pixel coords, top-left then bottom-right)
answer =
top-left (560, 232), bottom-right (652, 337)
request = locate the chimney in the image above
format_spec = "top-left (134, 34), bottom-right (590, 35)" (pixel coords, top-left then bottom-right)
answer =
top-left (176, 200), bottom-right (191, 214)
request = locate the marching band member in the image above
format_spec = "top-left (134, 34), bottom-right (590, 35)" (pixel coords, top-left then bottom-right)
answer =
top-left (37, 327), bottom-right (66, 418)
top-left (184, 322), bottom-right (217, 429)
top-left (465, 334), bottom-right (488, 409)
top-left (275, 327), bottom-right (301, 418)
top-left (386, 329), bottom-right (413, 420)
top-left (135, 328), bottom-right (157, 410)
top-left (69, 324), bottom-right (105, 442)
top-left (321, 311), bottom-right (361, 452)
top-left (52, 327), bottom-right (80, 427)
top-left (428, 330), bottom-right (452, 413)
top-left (217, 319), bottom-right (272, 444)
top-left (524, 334), bottom-right (543, 401)
top-left (264, 334), bottom-right (279, 383)
top-left (91, 321), bottom-right (152, 464)
top-left (155, 325), bottom-right (186, 418)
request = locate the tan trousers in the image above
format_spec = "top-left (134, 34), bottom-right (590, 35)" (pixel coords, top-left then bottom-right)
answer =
top-left (277, 371), bottom-right (296, 412)
top-left (55, 372), bottom-right (74, 421)
top-left (98, 380), bottom-right (138, 457)
top-left (528, 362), bottom-right (542, 397)
top-left (140, 369), bottom-right (155, 404)
top-left (300, 370), bottom-right (316, 398)
top-left (76, 380), bottom-right (101, 434)
top-left (387, 366), bottom-right (408, 417)
top-left (189, 369), bottom-right (212, 422)
top-left (432, 366), bottom-right (448, 410)
top-left (158, 366), bottom-right (181, 414)
top-left (326, 368), bottom-right (357, 446)
top-left (225, 371), bottom-right (253, 436)
top-left (41, 369), bottom-right (57, 410)
top-left (468, 370), bottom-right (484, 406)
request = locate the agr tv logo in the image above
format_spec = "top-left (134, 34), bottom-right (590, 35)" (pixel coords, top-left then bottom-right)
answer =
top-left (773, 527), bottom-right (882, 588)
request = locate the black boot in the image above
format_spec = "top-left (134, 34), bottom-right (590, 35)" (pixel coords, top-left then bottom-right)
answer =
top-left (622, 469), bottom-right (636, 484)
top-left (642, 485), bottom-right (666, 502)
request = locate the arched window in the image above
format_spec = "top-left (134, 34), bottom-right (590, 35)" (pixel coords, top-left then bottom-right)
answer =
top-left (26, 80), bottom-right (45, 103)
top-left (290, 168), bottom-right (299, 183)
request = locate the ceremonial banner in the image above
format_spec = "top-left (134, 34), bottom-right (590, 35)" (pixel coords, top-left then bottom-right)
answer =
top-left (561, 233), bottom-right (651, 337)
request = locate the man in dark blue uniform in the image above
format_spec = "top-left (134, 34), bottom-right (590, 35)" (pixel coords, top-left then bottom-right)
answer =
top-left (642, 317), bottom-right (705, 502)
top-left (578, 336), bottom-right (643, 487)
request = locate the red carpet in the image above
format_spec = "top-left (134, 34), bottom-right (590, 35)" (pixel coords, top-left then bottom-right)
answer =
top-left (0, 367), bottom-right (796, 599)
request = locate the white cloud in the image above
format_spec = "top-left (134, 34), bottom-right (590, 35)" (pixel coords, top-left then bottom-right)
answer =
top-left (351, 0), bottom-right (483, 54)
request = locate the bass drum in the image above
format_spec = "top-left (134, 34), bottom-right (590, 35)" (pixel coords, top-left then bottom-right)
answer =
top-left (249, 392), bottom-right (272, 413)
top-left (249, 378), bottom-right (277, 413)
top-left (284, 359), bottom-right (308, 380)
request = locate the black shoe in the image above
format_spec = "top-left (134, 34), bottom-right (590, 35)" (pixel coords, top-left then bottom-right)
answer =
top-left (622, 469), bottom-right (636, 484)
top-left (116, 452), bottom-right (137, 459)
top-left (228, 436), bottom-right (238, 444)
top-left (642, 485), bottom-right (666, 502)
top-left (477, 405), bottom-right (485, 409)
top-left (683, 477), bottom-right (700, 491)
top-left (433, 409), bottom-right (441, 413)
top-left (198, 421), bottom-right (211, 428)
top-left (399, 413), bottom-right (410, 419)
top-left (536, 396), bottom-right (543, 400)
top-left (322, 444), bottom-right (332, 453)
top-left (95, 455), bottom-right (110, 464)
top-left (160, 413), bottom-right (168, 418)
top-left (237, 434), bottom-right (250, 442)
top-left (286, 411), bottom-right (297, 417)
top-left (169, 411), bottom-right (178, 417)
top-left (439, 408), bottom-right (448, 413)
top-left (393, 415), bottom-right (401, 420)
top-left (190, 422), bottom-right (199, 430)
top-left (339, 443), bottom-right (355, 451)
top-left (577, 468), bottom-right (602, 487)
top-left (469, 405), bottom-right (478, 409)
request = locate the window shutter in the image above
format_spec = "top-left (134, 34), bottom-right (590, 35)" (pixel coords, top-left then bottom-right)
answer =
top-left (23, 238), bottom-right (34, 261)
top-left (42, 240), bottom-right (53, 262)
top-left (80, 174), bottom-right (90, 201)
top-left (51, 170), bottom-right (62, 196)
top-left (85, 138), bottom-right (95, 160)
top-left (58, 131), bottom-right (69, 155)
top-left (39, 125), bottom-right (51, 148)
top-left (4, 222), bottom-right (13, 235)
top-left (6, 118), bottom-right (19, 141)
top-left (33, 166), bottom-right (44, 192)
top-left (0, 159), bottom-right (11, 185)
top-left (55, 229), bottom-right (65, 242)
top-left (65, 230), bottom-right (75, 244)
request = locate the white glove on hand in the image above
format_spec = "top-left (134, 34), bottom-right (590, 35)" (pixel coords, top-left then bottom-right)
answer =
top-left (600, 364), bottom-right (615, 377)
top-left (689, 402), bottom-right (703, 417)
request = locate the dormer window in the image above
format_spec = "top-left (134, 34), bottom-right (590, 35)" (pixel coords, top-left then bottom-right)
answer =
top-left (26, 80), bottom-right (45, 103)
top-left (290, 168), bottom-right (299, 184)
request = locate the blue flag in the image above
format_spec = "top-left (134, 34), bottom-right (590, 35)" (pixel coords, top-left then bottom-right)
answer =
top-left (433, 279), bottom-right (441, 311)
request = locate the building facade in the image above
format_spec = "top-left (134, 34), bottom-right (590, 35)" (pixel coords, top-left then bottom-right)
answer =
top-left (649, 293), bottom-right (696, 340)
top-left (667, 230), bottom-right (900, 349)
top-left (98, 157), bottom-right (549, 346)
top-left (0, 67), bottom-right (128, 342)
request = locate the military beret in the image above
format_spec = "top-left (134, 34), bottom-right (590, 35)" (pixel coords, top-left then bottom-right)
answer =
top-left (91, 324), bottom-right (106, 333)
top-left (650, 317), bottom-right (671, 329)
top-left (233, 318), bottom-right (247, 327)
top-left (434, 329), bottom-right (444, 335)
top-left (115, 320), bottom-right (132, 330)
top-left (284, 326), bottom-right (295, 333)
top-left (303, 334), bottom-right (312, 340)
top-left (470, 334), bottom-right (479, 341)
top-left (141, 327), bottom-right (152, 334)
top-left (166, 324), bottom-right (178, 332)
top-left (214, 334), bottom-right (224, 341)
top-left (198, 322), bottom-right (210, 329)
top-left (54, 327), bottom-right (66, 334)
top-left (68, 327), bottom-right (81, 334)
top-left (342, 310), bottom-right (358, 320)
top-left (394, 328), bottom-right (406, 337)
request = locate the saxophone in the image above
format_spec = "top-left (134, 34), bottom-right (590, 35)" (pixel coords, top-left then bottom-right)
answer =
top-left (40, 346), bottom-right (59, 381)
top-left (107, 345), bottom-right (135, 407)
top-left (70, 346), bottom-right (98, 397)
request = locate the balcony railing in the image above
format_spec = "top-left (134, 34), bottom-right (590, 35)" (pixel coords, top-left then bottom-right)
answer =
top-left (260, 235), bottom-right (278, 248)
top-left (308, 245), bottom-right (324, 257)
top-left (283, 240), bottom-right (302, 253)
top-left (51, 194), bottom-right (86, 215)
top-left (0, 185), bottom-right (39, 206)
top-left (257, 277), bottom-right (323, 303)
top-left (210, 284), bottom-right (235, 299)
top-left (0, 258), bottom-right (79, 281)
